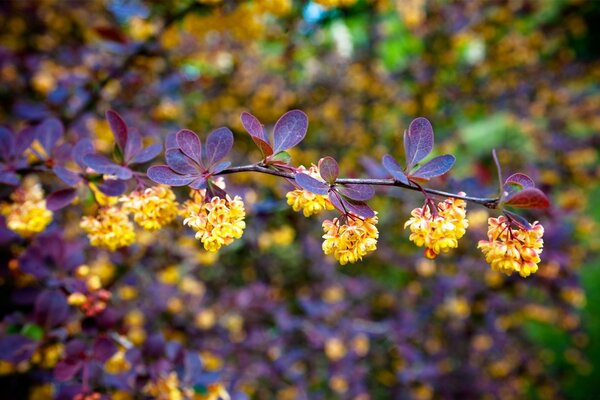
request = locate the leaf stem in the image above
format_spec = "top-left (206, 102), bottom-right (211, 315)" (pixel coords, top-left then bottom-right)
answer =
top-left (217, 164), bottom-right (500, 209)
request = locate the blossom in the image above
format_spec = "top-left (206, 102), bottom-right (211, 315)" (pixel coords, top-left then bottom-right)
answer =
top-left (478, 215), bottom-right (544, 278)
top-left (0, 176), bottom-right (52, 237)
top-left (322, 213), bottom-right (378, 265)
top-left (286, 165), bottom-right (334, 217)
top-left (180, 190), bottom-right (246, 252)
top-left (404, 194), bottom-right (469, 259)
top-left (121, 185), bottom-right (178, 230)
top-left (143, 372), bottom-right (183, 400)
top-left (80, 206), bottom-right (136, 251)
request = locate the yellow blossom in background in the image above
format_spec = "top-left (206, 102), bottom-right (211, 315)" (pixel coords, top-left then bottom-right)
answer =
top-left (404, 194), bottom-right (469, 259)
top-left (181, 190), bottom-right (246, 252)
top-left (104, 347), bottom-right (131, 374)
top-left (143, 372), bottom-right (183, 400)
top-left (121, 185), bottom-right (178, 230)
top-left (322, 213), bottom-right (379, 265)
top-left (478, 215), bottom-right (544, 278)
top-left (80, 206), bottom-right (136, 251)
top-left (0, 176), bottom-right (53, 237)
top-left (314, 0), bottom-right (357, 8)
top-left (286, 165), bottom-right (334, 217)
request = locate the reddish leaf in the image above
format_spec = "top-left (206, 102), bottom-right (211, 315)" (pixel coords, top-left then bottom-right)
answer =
top-left (46, 188), bottom-right (78, 211)
top-left (166, 149), bottom-right (199, 175)
top-left (295, 172), bottom-right (330, 195)
top-left (204, 127), bottom-right (233, 168)
top-left (338, 184), bottom-right (375, 201)
top-left (176, 129), bottom-right (203, 166)
top-left (83, 154), bottom-right (132, 180)
top-left (147, 165), bottom-right (195, 186)
top-left (106, 110), bottom-right (128, 152)
top-left (410, 154), bottom-right (455, 179)
top-left (404, 117), bottom-right (433, 169)
top-left (504, 173), bottom-right (534, 189)
top-left (241, 112), bottom-right (268, 142)
top-left (318, 157), bottom-right (339, 184)
top-left (252, 136), bottom-right (274, 158)
top-left (328, 193), bottom-right (375, 218)
top-left (381, 154), bottom-right (409, 185)
top-left (94, 26), bottom-right (128, 44)
top-left (273, 110), bottom-right (308, 153)
top-left (504, 188), bottom-right (550, 209)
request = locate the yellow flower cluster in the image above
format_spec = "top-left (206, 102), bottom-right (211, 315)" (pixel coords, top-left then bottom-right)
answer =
top-left (314, 0), bottom-right (357, 8)
top-left (121, 185), bottom-right (178, 230)
top-left (322, 214), bottom-right (378, 265)
top-left (0, 176), bottom-right (53, 237)
top-left (404, 194), bottom-right (469, 259)
top-left (143, 372), bottom-right (183, 400)
top-left (478, 216), bottom-right (544, 278)
top-left (181, 191), bottom-right (246, 252)
top-left (80, 206), bottom-right (136, 251)
top-left (286, 165), bottom-right (334, 217)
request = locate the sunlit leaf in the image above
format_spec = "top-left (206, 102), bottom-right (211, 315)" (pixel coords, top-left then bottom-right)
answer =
top-left (328, 192), bottom-right (375, 218)
top-left (410, 154), bottom-right (455, 179)
top-left (176, 129), bottom-right (203, 166)
top-left (318, 156), bottom-right (339, 184)
top-left (504, 173), bottom-right (535, 189)
top-left (405, 117), bottom-right (433, 169)
top-left (83, 154), bottom-right (132, 180)
top-left (504, 188), bottom-right (550, 209)
top-left (273, 110), bottom-right (308, 153)
top-left (381, 154), bottom-right (409, 185)
top-left (204, 127), bottom-right (233, 168)
top-left (166, 149), bottom-right (199, 175)
top-left (338, 184), bottom-right (375, 201)
top-left (241, 112), bottom-right (268, 142)
top-left (295, 172), bottom-right (329, 195)
top-left (147, 165), bottom-right (194, 186)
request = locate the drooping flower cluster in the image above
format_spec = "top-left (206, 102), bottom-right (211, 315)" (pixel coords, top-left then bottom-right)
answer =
top-left (478, 215), bottom-right (544, 277)
top-left (181, 190), bottom-right (246, 252)
top-left (404, 193), bottom-right (469, 259)
top-left (80, 206), bottom-right (136, 251)
top-left (286, 165), bottom-right (334, 217)
top-left (0, 176), bottom-right (53, 237)
top-left (322, 213), bottom-right (379, 265)
top-left (121, 185), bottom-right (178, 230)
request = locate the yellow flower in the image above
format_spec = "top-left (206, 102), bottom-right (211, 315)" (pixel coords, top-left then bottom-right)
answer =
top-left (478, 215), bottom-right (544, 278)
top-left (104, 347), bottom-right (131, 374)
top-left (322, 213), bottom-right (378, 265)
top-left (404, 194), bottom-right (469, 259)
top-left (188, 383), bottom-right (231, 400)
top-left (80, 206), bottom-right (136, 251)
top-left (181, 190), bottom-right (246, 252)
top-left (286, 165), bottom-right (334, 217)
top-left (1, 176), bottom-right (52, 237)
top-left (121, 185), bottom-right (178, 230)
top-left (143, 372), bottom-right (183, 400)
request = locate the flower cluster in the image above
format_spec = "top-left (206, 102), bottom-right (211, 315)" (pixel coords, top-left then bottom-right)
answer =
top-left (121, 185), bottom-right (178, 230)
top-left (478, 216), bottom-right (544, 278)
top-left (322, 213), bottom-right (379, 265)
top-left (67, 265), bottom-right (112, 316)
top-left (404, 194), bottom-right (469, 259)
top-left (181, 190), bottom-right (246, 252)
top-left (0, 176), bottom-right (52, 237)
top-left (286, 165), bottom-right (334, 217)
top-left (80, 206), bottom-right (136, 251)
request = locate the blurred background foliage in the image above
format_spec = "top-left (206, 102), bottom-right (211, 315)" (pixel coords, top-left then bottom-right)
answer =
top-left (1, 0), bottom-right (600, 398)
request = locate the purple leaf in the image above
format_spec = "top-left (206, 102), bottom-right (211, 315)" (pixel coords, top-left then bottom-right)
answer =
top-left (92, 336), bottom-right (117, 363)
top-left (204, 127), bottom-right (233, 167)
top-left (124, 130), bottom-right (142, 163)
top-left (295, 172), bottom-right (330, 195)
top-left (72, 138), bottom-right (95, 169)
top-left (106, 110), bottom-right (128, 152)
top-left (97, 179), bottom-right (127, 196)
top-left (0, 335), bottom-right (35, 364)
top-left (147, 165), bottom-right (194, 186)
top-left (0, 170), bottom-right (20, 186)
top-left (176, 129), bottom-right (203, 166)
top-left (165, 131), bottom-right (178, 150)
top-left (207, 181), bottom-right (227, 199)
top-left (318, 157), bottom-right (339, 184)
top-left (34, 289), bottom-right (69, 328)
top-left (273, 110), bottom-right (308, 153)
top-left (504, 210), bottom-right (532, 230)
top-left (209, 161), bottom-right (231, 174)
top-left (381, 154), bottom-right (409, 185)
top-left (0, 127), bottom-right (15, 159)
top-left (166, 149), bottom-right (199, 175)
top-left (189, 176), bottom-right (207, 190)
top-left (15, 126), bottom-right (36, 155)
top-left (83, 154), bottom-right (132, 180)
top-left (410, 154), bottom-right (455, 179)
top-left (55, 359), bottom-right (82, 381)
top-left (504, 173), bottom-right (535, 189)
top-left (132, 143), bottom-right (162, 164)
top-left (328, 192), bottom-right (375, 218)
top-left (36, 117), bottom-right (63, 154)
top-left (405, 117), bottom-right (434, 169)
top-left (46, 188), bottom-right (78, 210)
top-left (53, 143), bottom-right (72, 165)
top-left (241, 112), bottom-right (268, 141)
top-left (53, 166), bottom-right (82, 186)
top-left (338, 184), bottom-right (374, 201)
top-left (504, 188), bottom-right (550, 209)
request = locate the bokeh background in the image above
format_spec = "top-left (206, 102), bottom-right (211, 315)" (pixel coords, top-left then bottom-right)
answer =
top-left (1, 0), bottom-right (600, 399)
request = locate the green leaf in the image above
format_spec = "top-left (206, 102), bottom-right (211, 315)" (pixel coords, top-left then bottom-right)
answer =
top-left (22, 323), bottom-right (44, 341)
top-left (270, 151), bottom-right (291, 164)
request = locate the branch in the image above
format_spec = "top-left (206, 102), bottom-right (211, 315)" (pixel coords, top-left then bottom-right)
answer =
top-left (216, 164), bottom-right (499, 209)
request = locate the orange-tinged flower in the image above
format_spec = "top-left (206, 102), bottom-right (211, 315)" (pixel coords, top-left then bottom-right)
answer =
top-left (404, 193), bottom-right (468, 259)
top-left (478, 215), bottom-right (544, 278)
top-left (121, 185), bottom-right (178, 230)
top-left (322, 213), bottom-right (378, 265)
top-left (286, 165), bottom-right (334, 217)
